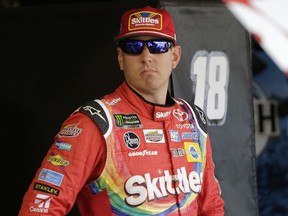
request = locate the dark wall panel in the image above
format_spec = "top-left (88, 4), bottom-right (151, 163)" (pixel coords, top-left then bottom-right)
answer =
top-left (162, 1), bottom-right (258, 216)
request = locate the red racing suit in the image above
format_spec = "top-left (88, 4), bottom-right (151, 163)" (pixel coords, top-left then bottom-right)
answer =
top-left (19, 81), bottom-right (224, 215)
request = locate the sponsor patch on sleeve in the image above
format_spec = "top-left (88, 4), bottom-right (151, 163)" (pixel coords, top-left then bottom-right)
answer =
top-left (184, 142), bottom-right (202, 162)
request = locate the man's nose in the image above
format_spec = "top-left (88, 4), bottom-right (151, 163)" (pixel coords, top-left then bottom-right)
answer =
top-left (141, 45), bottom-right (152, 61)
top-left (141, 44), bottom-right (151, 56)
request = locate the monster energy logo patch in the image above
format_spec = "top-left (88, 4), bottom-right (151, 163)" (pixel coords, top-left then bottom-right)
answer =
top-left (114, 114), bottom-right (142, 128)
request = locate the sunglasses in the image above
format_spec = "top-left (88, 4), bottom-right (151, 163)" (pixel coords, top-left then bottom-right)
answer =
top-left (117, 39), bottom-right (174, 55)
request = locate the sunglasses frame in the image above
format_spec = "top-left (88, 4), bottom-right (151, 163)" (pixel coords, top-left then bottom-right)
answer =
top-left (117, 39), bottom-right (174, 55)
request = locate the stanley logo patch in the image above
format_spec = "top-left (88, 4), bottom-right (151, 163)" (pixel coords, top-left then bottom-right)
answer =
top-left (34, 182), bottom-right (60, 196)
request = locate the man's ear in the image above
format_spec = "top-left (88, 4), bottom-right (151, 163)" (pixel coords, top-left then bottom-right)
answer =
top-left (172, 45), bottom-right (182, 69)
top-left (117, 47), bottom-right (124, 70)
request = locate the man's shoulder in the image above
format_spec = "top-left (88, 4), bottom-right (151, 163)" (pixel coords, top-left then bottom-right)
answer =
top-left (175, 98), bottom-right (208, 133)
top-left (77, 99), bottom-right (111, 135)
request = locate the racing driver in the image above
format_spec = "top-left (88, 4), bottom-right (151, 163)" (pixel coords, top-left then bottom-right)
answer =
top-left (19, 5), bottom-right (225, 216)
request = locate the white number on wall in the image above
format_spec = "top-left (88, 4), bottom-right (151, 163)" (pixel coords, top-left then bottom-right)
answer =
top-left (190, 50), bottom-right (229, 126)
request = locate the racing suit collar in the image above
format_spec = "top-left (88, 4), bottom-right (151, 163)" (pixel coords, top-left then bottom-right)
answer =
top-left (119, 81), bottom-right (176, 122)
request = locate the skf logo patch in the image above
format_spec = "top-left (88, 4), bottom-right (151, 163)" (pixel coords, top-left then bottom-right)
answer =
top-left (143, 129), bottom-right (165, 143)
top-left (184, 142), bottom-right (202, 162)
top-left (34, 182), bottom-right (60, 196)
top-left (129, 11), bottom-right (162, 31)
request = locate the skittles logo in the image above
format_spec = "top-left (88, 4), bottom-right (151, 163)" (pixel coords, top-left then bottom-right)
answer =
top-left (129, 11), bottom-right (162, 31)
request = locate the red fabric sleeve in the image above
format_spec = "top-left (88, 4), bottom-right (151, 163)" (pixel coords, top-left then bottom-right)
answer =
top-left (198, 135), bottom-right (225, 216)
top-left (18, 112), bottom-right (107, 215)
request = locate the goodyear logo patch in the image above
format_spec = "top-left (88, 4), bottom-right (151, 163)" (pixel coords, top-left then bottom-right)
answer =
top-left (184, 142), bottom-right (202, 162)
top-left (129, 11), bottom-right (162, 31)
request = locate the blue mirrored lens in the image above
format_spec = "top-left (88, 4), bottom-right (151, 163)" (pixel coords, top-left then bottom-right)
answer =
top-left (122, 41), bottom-right (145, 54)
top-left (119, 40), bottom-right (172, 54)
top-left (147, 41), bottom-right (170, 54)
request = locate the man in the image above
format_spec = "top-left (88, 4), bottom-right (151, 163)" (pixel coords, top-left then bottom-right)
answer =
top-left (19, 5), bottom-right (224, 215)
